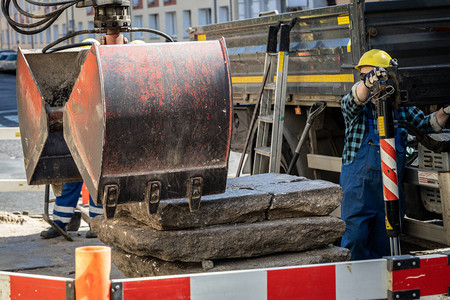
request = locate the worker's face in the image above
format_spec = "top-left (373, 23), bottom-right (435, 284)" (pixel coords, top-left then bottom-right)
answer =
top-left (359, 66), bottom-right (375, 81)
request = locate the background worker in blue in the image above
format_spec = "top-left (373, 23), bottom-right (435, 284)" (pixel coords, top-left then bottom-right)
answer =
top-left (40, 182), bottom-right (103, 239)
top-left (340, 49), bottom-right (449, 260)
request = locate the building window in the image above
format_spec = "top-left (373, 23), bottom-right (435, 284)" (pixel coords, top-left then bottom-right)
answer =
top-left (132, 0), bottom-right (142, 9)
top-left (39, 32), bottom-right (43, 44)
top-left (53, 25), bottom-right (59, 40)
top-left (133, 16), bottom-right (144, 39)
top-left (68, 20), bottom-right (74, 34)
top-left (147, 0), bottom-right (158, 7)
top-left (165, 11), bottom-right (177, 38)
top-left (219, 6), bottom-right (229, 23)
top-left (27, 35), bottom-right (32, 44)
top-left (88, 21), bottom-right (94, 38)
top-left (163, 0), bottom-right (175, 5)
top-left (46, 28), bottom-right (51, 43)
top-left (148, 14), bottom-right (159, 39)
top-left (21, 33), bottom-right (25, 44)
top-left (78, 22), bottom-right (84, 42)
top-left (86, 6), bottom-right (93, 15)
top-left (182, 10), bottom-right (191, 38)
top-left (62, 24), bottom-right (67, 36)
top-left (198, 8), bottom-right (212, 26)
top-left (15, 32), bottom-right (19, 44)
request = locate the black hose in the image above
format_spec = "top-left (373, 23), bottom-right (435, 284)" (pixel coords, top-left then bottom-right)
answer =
top-left (1, 0), bottom-right (77, 35)
top-left (45, 42), bottom-right (94, 53)
top-left (24, 0), bottom-right (82, 6)
top-left (1, 0), bottom-right (70, 34)
top-left (396, 120), bottom-right (450, 153)
top-left (128, 27), bottom-right (175, 42)
top-left (42, 29), bottom-right (100, 53)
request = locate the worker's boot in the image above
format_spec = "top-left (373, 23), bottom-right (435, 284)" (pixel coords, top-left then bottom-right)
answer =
top-left (40, 227), bottom-right (64, 239)
top-left (85, 230), bottom-right (97, 239)
top-left (66, 211), bottom-right (81, 231)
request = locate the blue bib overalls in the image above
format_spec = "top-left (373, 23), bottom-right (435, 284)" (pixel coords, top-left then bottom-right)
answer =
top-left (340, 105), bottom-right (406, 260)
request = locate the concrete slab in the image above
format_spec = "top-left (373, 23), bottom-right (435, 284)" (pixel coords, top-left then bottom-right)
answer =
top-left (92, 215), bottom-right (345, 262)
top-left (117, 173), bottom-right (342, 230)
top-left (112, 246), bottom-right (350, 277)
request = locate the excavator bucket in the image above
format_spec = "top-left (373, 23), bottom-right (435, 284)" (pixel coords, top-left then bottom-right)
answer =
top-left (16, 49), bottom-right (83, 185)
top-left (64, 39), bottom-right (232, 218)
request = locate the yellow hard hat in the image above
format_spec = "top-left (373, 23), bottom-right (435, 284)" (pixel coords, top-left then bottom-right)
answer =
top-left (355, 49), bottom-right (392, 71)
top-left (82, 38), bottom-right (100, 47)
top-left (130, 39), bottom-right (145, 44)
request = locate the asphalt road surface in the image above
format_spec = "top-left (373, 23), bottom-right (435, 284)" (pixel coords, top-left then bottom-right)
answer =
top-left (0, 72), bottom-right (48, 215)
top-left (0, 73), bottom-right (18, 127)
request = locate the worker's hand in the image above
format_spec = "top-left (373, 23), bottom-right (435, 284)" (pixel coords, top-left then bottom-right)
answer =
top-left (362, 67), bottom-right (388, 89)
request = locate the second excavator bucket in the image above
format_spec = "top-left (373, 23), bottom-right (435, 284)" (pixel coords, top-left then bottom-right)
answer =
top-left (16, 49), bottom-right (83, 185)
top-left (64, 39), bottom-right (232, 218)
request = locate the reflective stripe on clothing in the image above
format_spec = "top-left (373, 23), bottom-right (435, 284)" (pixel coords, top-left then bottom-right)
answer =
top-left (52, 182), bottom-right (83, 229)
top-left (54, 205), bottom-right (76, 214)
top-left (89, 205), bottom-right (104, 216)
top-left (89, 193), bottom-right (104, 219)
top-left (53, 215), bottom-right (73, 224)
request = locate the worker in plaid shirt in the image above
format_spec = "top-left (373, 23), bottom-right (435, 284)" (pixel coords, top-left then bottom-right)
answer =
top-left (340, 49), bottom-right (449, 260)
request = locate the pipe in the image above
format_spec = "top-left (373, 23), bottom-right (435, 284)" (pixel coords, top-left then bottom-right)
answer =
top-left (75, 246), bottom-right (111, 300)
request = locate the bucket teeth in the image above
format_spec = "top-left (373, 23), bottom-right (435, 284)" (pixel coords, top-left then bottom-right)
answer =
top-left (145, 181), bottom-right (161, 215)
top-left (188, 177), bottom-right (203, 212)
top-left (102, 184), bottom-right (119, 219)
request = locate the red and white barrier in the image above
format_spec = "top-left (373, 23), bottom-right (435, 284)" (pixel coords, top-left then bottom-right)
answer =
top-left (0, 271), bottom-right (74, 300)
top-left (0, 254), bottom-right (448, 299)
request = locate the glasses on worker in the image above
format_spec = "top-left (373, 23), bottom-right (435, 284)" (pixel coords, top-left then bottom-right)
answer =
top-left (359, 73), bottom-right (366, 80)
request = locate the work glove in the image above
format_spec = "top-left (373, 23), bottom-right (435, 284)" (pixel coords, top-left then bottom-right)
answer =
top-left (362, 67), bottom-right (388, 89)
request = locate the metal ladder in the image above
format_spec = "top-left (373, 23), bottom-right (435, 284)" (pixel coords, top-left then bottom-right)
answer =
top-left (253, 19), bottom-right (297, 174)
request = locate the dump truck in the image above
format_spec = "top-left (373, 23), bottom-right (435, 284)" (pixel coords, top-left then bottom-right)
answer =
top-left (2, 0), bottom-right (450, 298)
top-left (189, 0), bottom-right (450, 246)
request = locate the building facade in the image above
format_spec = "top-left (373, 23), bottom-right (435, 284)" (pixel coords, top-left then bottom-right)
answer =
top-left (0, 0), bottom-right (237, 50)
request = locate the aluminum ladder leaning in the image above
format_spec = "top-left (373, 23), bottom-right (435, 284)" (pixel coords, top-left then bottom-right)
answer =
top-left (253, 18), bottom-right (298, 174)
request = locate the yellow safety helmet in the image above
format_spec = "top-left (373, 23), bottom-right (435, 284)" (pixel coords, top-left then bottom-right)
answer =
top-left (355, 49), bottom-right (392, 71)
top-left (82, 38), bottom-right (100, 47)
top-left (130, 39), bottom-right (145, 44)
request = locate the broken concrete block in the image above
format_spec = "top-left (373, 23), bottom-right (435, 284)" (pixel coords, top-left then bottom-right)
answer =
top-left (115, 188), bottom-right (270, 230)
top-left (265, 180), bottom-right (342, 219)
top-left (116, 173), bottom-right (341, 230)
top-left (226, 173), bottom-right (307, 190)
top-left (111, 246), bottom-right (351, 278)
top-left (91, 216), bottom-right (345, 262)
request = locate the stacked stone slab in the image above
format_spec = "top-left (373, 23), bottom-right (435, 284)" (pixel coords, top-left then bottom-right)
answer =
top-left (91, 173), bottom-right (350, 277)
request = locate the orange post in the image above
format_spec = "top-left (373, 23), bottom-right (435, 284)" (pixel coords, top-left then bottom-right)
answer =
top-left (81, 183), bottom-right (89, 205)
top-left (75, 246), bottom-right (111, 300)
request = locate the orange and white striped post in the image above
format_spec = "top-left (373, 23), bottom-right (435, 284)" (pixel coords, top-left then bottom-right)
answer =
top-left (377, 95), bottom-right (402, 256)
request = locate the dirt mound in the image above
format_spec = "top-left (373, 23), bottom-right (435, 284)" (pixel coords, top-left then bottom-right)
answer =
top-left (0, 212), bottom-right (25, 225)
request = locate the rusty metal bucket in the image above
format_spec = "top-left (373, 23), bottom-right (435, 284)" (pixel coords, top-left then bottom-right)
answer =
top-left (16, 49), bottom-right (83, 185)
top-left (64, 39), bottom-right (232, 217)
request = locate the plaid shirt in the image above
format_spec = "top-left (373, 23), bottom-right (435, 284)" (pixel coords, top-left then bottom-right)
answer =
top-left (341, 92), bottom-right (437, 165)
